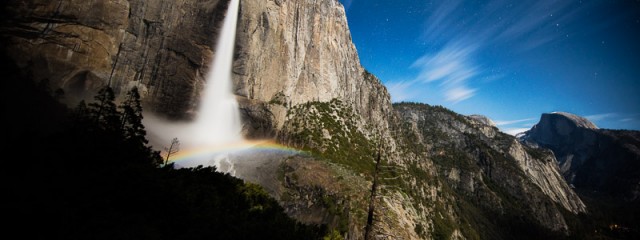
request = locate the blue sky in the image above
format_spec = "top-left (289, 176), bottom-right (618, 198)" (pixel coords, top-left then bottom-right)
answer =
top-left (339, 0), bottom-right (640, 134)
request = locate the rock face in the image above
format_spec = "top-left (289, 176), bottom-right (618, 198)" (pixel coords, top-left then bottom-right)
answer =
top-left (468, 114), bottom-right (496, 128)
top-left (521, 112), bottom-right (640, 202)
top-left (393, 103), bottom-right (586, 234)
top-left (1, 0), bottom-right (229, 119)
top-left (522, 112), bottom-right (598, 146)
top-left (233, 0), bottom-right (392, 135)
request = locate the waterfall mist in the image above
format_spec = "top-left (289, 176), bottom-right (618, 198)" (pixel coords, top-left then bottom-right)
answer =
top-left (145, 0), bottom-right (245, 171)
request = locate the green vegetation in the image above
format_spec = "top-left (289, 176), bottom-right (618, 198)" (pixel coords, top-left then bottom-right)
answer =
top-left (269, 91), bottom-right (288, 106)
top-left (283, 99), bottom-right (377, 175)
top-left (323, 229), bottom-right (344, 240)
top-left (523, 145), bottom-right (552, 162)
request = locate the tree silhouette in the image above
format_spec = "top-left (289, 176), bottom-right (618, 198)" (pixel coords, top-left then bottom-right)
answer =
top-left (4, 66), bottom-right (327, 239)
top-left (119, 87), bottom-right (162, 166)
top-left (364, 144), bottom-right (382, 240)
top-left (119, 87), bottom-right (147, 143)
top-left (73, 100), bottom-right (89, 121)
top-left (88, 86), bottom-right (119, 132)
top-left (164, 137), bottom-right (180, 165)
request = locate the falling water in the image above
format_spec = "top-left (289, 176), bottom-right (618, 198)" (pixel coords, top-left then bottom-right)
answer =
top-left (145, 0), bottom-right (244, 171)
top-left (191, 0), bottom-right (242, 145)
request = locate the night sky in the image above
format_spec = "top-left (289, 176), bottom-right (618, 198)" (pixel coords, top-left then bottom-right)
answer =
top-left (339, 0), bottom-right (640, 134)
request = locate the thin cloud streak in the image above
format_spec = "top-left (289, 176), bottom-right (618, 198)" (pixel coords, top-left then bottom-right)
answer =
top-left (445, 86), bottom-right (476, 103)
top-left (503, 128), bottom-right (531, 136)
top-left (585, 113), bottom-right (617, 122)
top-left (496, 117), bottom-right (537, 136)
top-left (411, 42), bottom-right (479, 103)
top-left (494, 117), bottom-right (537, 126)
top-left (401, 0), bottom-right (605, 104)
top-left (421, 0), bottom-right (600, 51)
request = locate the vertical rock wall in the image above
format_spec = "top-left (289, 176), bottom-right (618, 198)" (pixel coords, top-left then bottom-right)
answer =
top-left (1, 0), bottom-right (228, 119)
top-left (234, 0), bottom-right (392, 134)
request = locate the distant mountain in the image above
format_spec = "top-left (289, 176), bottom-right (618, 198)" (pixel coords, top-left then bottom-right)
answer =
top-left (519, 112), bottom-right (640, 238)
top-left (519, 112), bottom-right (640, 202)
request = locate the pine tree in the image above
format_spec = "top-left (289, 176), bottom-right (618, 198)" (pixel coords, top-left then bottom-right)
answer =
top-left (118, 87), bottom-right (163, 166)
top-left (73, 100), bottom-right (89, 121)
top-left (71, 100), bottom-right (95, 134)
top-left (119, 87), bottom-right (147, 144)
top-left (88, 86), bottom-right (120, 132)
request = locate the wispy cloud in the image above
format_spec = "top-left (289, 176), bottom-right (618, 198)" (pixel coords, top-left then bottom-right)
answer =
top-left (396, 0), bottom-right (605, 104)
top-left (503, 128), bottom-right (531, 136)
top-left (411, 42), bottom-right (479, 103)
top-left (585, 113), bottom-right (617, 122)
top-left (620, 118), bottom-right (635, 123)
top-left (445, 86), bottom-right (476, 103)
top-left (495, 117), bottom-right (537, 135)
top-left (494, 117), bottom-right (537, 126)
top-left (421, 0), bottom-right (598, 51)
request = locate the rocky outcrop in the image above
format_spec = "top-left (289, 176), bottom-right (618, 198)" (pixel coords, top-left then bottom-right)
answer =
top-left (521, 112), bottom-right (640, 202)
top-left (1, 0), bottom-right (229, 119)
top-left (522, 112), bottom-right (598, 147)
top-left (468, 114), bottom-right (496, 128)
top-left (506, 139), bottom-right (586, 212)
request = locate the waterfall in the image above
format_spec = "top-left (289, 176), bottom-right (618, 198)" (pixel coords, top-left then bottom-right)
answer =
top-left (191, 0), bottom-right (242, 145)
top-left (145, 0), bottom-right (245, 171)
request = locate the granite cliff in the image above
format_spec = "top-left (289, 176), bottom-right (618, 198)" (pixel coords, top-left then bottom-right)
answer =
top-left (233, 0), bottom-right (392, 140)
top-left (1, 0), bottom-right (229, 119)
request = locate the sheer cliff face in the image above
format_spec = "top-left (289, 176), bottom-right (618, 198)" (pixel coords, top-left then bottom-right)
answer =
top-left (234, 0), bottom-right (392, 132)
top-left (1, 0), bottom-right (228, 119)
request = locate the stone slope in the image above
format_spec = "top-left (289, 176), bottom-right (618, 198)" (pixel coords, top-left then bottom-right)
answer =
top-left (393, 103), bottom-right (586, 234)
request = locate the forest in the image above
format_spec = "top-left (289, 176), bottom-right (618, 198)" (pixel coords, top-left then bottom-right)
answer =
top-left (2, 51), bottom-right (329, 240)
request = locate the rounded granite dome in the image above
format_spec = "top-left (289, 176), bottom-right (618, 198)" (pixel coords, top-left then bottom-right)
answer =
top-left (548, 112), bottom-right (598, 130)
top-left (523, 111), bottom-right (599, 145)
